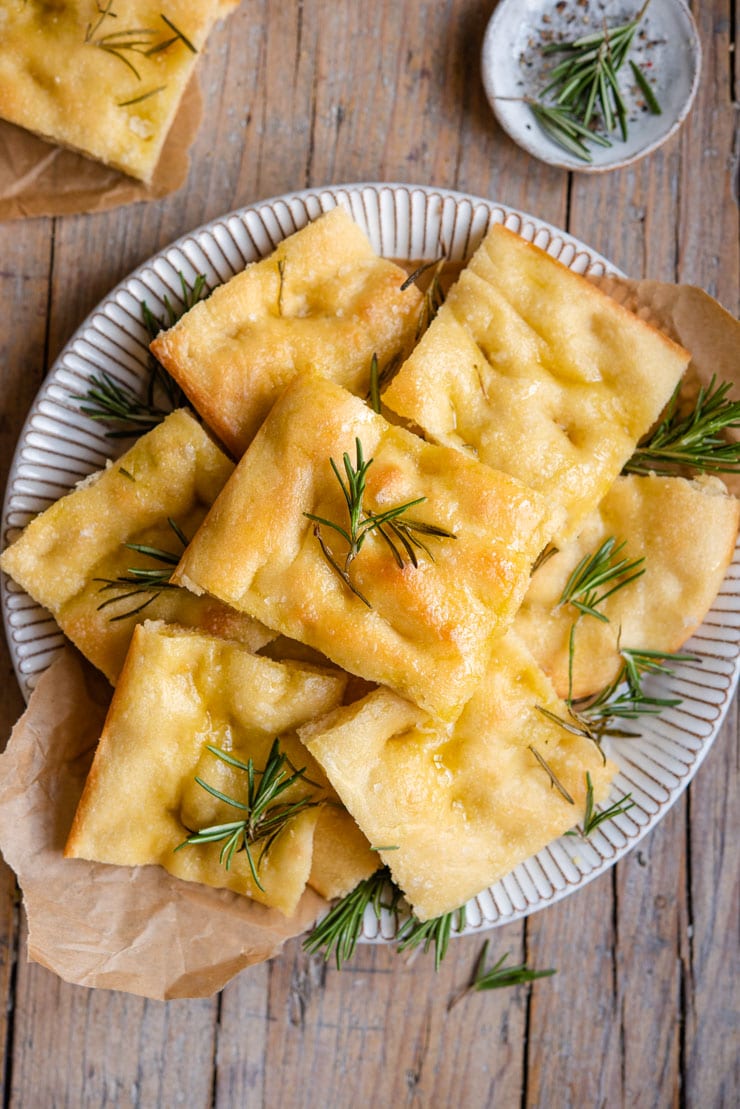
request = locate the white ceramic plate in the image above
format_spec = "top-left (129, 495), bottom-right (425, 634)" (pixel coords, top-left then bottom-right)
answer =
top-left (481, 0), bottom-right (701, 173)
top-left (2, 184), bottom-right (738, 941)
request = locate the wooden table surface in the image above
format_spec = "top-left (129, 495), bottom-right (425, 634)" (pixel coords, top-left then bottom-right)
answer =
top-left (0, 2), bottom-right (737, 1106)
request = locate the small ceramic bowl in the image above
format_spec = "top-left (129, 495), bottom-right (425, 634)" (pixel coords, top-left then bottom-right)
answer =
top-left (481, 0), bottom-right (702, 173)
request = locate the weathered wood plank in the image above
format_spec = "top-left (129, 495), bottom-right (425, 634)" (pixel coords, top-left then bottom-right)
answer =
top-left (675, 5), bottom-right (739, 1105)
top-left (253, 928), bottom-right (527, 1107)
top-left (0, 215), bottom-right (55, 1103)
top-left (9, 928), bottom-right (218, 1107)
top-left (525, 872), bottom-right (623, 1108)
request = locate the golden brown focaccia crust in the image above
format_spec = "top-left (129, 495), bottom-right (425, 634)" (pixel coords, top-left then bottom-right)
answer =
top-left (515, 474), bottom-right (739, 698)
top-left (0, 1), bottom-right (232, 183)
top-left (0, 409), bottom-right (272, 683)
top-left (382, 224), bottom-right (690, 544)
top-left (299, 631), bottom-right (617, 921)
top-left (173, 373), bottom-right (553, 723)
top-left (65, 622), bottom-right (348, 917)
top-left (150, 207), bottom-right (424, 456)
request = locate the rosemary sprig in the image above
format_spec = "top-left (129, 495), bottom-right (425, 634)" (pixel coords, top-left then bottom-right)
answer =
top-left (557, 537), bottom-right (645, 623)
top-left (75, 272), bottom-right (207, 435)
top-left (303, 867), bottom-right (466, 971)
top-left (576, 645), bottom-right (697, 730)
top-left (74, 372), bottom-right (171, 438)
top-left (569, 771), bottom-right (636, 838)
top-left (624, 377), bottom-right (740, 476)
top-left (396, 906), bottom-right (467, 972)
top-left (449, 941), bottom-right (556, 1009)
top-left (305, 438), bottom-right (455, 607)
top-left (530, 2), bottom-right (656, 161)
top-left (94, 516), bottom-right (188, 620)
top-left (303, 867), bottom-right (399, 968)
top-left (176, 740), bottom-right (318, 892)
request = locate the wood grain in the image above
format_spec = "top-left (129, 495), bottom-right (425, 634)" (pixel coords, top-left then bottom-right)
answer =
top-left (0, 2), bottom-right (736, 1106)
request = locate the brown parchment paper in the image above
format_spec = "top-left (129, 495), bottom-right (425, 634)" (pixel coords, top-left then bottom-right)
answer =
top-left (0, 648), bottom-right (326, 1000)
top-left (0, 76), bottom-right (203, 222)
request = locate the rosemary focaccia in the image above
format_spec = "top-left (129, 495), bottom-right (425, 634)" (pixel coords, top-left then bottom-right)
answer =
top-left (150, 207), bottom-right (424, 456)
top-left (0, 409), bottom-right (272, 683)
top-left (514, 474), bottom-right (740, 699)
top-left (173, 373), bottom-right (554, 722)
top-left (299, 631), bottom-right (617, 921)
top-left (382, 224), bottom-right (691, 543)
top-left (65, 622), bottom-right (352, 916)
top-left (0, 1), bottom-right (236, 184)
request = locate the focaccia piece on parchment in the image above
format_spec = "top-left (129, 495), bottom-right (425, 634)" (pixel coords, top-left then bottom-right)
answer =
top-left (514, 474), bottom-right (739, 699)
top-left (0, 409), bottom-right (272, 684)
top-left (150, 207), bottom-right (423, 456)
top-left (299, 631), bottom-right (617, 922)
top-left (65, 622), bottom-right (350, 917)
top-left (0, 1), bottom-right (236, 184)
top-left (382, 224), bottom-right (690, 544)
top-left (173, 373), bottom-right (553, 723)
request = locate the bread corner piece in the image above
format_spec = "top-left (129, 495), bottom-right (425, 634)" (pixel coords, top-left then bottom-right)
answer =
top-left (173, 372), bottom-right (554, 723)
top-left (299, 630), bottom-right (617, 921)
top-left (0, 1), bottom-right (232, 184)
top-left (515, 473), bottom-right (740, 698)
top-left (382, 223), bottom-right (691, 544)
top-left (150, 207), bottom-right (424, 456)
top-left (65, 621), bottom-right (350, 918)
top-left (0, 408), bottom-right (272, 684)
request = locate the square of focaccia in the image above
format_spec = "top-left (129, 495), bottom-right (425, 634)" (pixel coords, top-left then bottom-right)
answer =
top-left (300, 631), bottom-right (617, 921)
top-left (65, 622), bottom-right (349, 917)
top-left (150, 207), bottom-right (424, 456)
top-left (0, 409), bottom-right (272, 684)
top-left (382, 224), bottom-right (691, 544)
top-left (515, 474), bottom-right (739, 699)
top-left (173, 373), bottom-right (553, 723)
top-left (0, 2), bottom-right (236, 184)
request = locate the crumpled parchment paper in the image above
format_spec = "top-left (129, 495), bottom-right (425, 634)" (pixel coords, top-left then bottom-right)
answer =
top-left (0, 649), bottom-right (325, 999)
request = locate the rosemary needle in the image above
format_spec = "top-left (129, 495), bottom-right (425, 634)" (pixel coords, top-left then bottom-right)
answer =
top-left (629, 60), bottom-right (662, 114)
